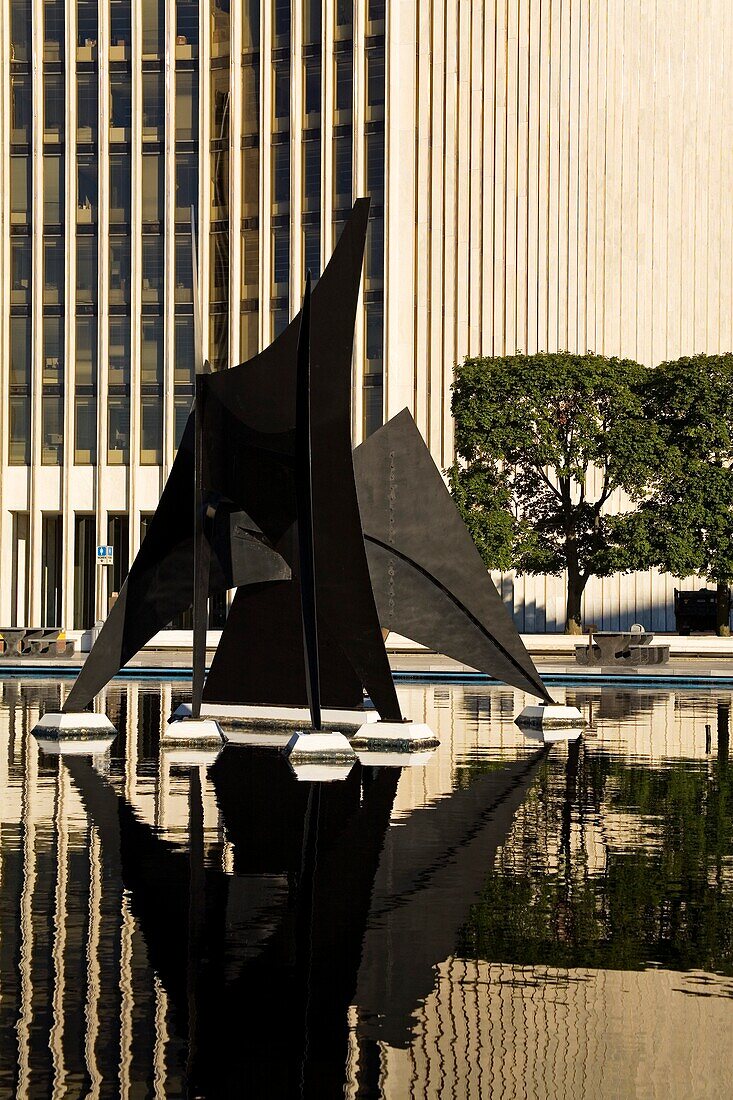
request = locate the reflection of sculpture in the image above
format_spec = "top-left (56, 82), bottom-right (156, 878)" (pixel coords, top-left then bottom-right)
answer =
top-left (61, 199), bottom-right (549, 725)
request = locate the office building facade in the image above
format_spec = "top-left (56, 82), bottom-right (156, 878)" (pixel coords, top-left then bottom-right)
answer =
top-left (1, 1), bottom-right (732, 633)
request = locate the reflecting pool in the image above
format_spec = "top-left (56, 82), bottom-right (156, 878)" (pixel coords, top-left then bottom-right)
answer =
top-left (1, 679), bottom-right (732, 1097)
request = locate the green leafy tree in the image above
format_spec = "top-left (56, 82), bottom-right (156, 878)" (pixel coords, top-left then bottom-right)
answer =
top-left (449, 352), bottom-right (658, 633)
top-left (616, 354), bottom-right (733, 634)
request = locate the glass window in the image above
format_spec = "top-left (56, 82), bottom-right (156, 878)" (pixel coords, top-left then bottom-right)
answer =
top-left (366, 217), bottom-right (384, 283)
top-left (142, 72), bottom-right (165, 139)
top-left (75, 396), bottom-right (96, 464)
top-left (366, 129), bottom-right (384, 196)
top-left (243, 60), bottom-right (259, 135)
top-left (77, 160), bottom-right (98, 222)
top-left (11, 318), bottom-right (31, 386)
top-left (209, 312), bottom-right (228, 371)
top-left (140, 397), bottom-right (162, 465)
top-left (303, 138), bottom-right (321, 204)
top-left (142, 0), bottom-right (164, 57)
top-left (10, 158), bottom-right (31, 223)
top-left (272, 143), bottom-right (290, 205)
top-left (110, 75), bottom-right (132, 133)
top-left (109, 319), bottom-right (130, 385)
top-left (176, 71), bottom-right (198, 141)
top-left (141, 317), bottom-right (163, 384)
top-left (76, 316), bottom-right (97, 385)
top-left (274, 0), bottom-right (290, 41)
top-left (333, 131), bottom-right (352, 207)
top-left (77, 0), bottom-right (97, 48)
top-left (9, 398), bottom-right (31, 465)
top-left (44, 75), bottom-right (65, 140)
top-left (242, 144), bottom-right (259, 214)
top-left (336, 0), bottom-right (352, 27)
top-left (303, 223), bottom-right (321, 281)
top-left (335, 53), bottom-right (352, 112)
top-left (76, 236), bottom-right (98, 304)
top-left (272, 308), bottom-right (288, 339)
top-left (176, 154), bottom-right (198, 223)
top-left (77, 74), bottom-right (98, 139)
top-left (304, 61), bottom-right (321, 116)
top-left (210, 232), bottom-right (228, 303)
top-left (174, 317), bottom-right (194, 383)
top-left (304, 0), bottom-right (322, 44)
top-left (42, 395), bottom-right (64, 465)
top-left (10, 0), bottom-right (32, 61)
top-left (109, 155), bottom-right (131, 223)
top-left (211, 0), bottom-right (229, 59)
top-left (211, 149), bottom-right (229, 217)
top-left (274, 66), bottom-right (290, 121)
top-left (242, 229), bottom-right (258, 289)
top-left (10, 239), bottom-right (31, 305)
top-left (176, 0), bottom-right (198, 45)
top-left (43, 155), bottom-right (64, 224)
top-left (240, 311), bottom-right (258, 361)
top-left (107, 397), bottom-right (129, 464)
top-left (44, 0), bottom-right (65, 61)
top-left (363, 375), bottom-right (383, 437)
top-left (43, 239), bottom-right (65, 305)
top-left (367, 47), bottom-right (385, 107)
top-left (43, 316), bottom-right (64, 383)
top-left (272, 227), bottom-right (289, 287)
top-left (142, 155), bottom-right (164, 223)
top-left (109, 238), bottom-right (131, 304)
top-left (107, 514), bottom-right (130, 594)
top-left (174, 392), bottom-right (192, 449)
top-left (212, 69), bottom-right (230, 138)
top-left (175, 234), bottom-right (193, 303)
top-left (368, 0), bottom-right (385, 19)
top-left (366, 302), bottom-right (383, 363)
top-left (142, 236), bottom-right (164, 303)
top-left (10, 75), bottom-right (31, 141)
top-left (243, 0), bottom-right (260, 50)
top-left (110, 0), bottom-right (131, 50)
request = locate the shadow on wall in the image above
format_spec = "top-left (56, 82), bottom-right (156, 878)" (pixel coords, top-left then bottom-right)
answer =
top-left (495, 571), bottom-right (728, 634)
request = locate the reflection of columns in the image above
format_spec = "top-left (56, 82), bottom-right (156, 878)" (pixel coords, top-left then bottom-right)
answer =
top-left (50, 764), bottom-right (69, 1097)
top-left (125, 681), bottom-right (138, 803)
top-left (17, 714), bottom-right (39, 1096)
top-left (153, 975), bottom-right (169, 1099)
top-left (119, 892), bottom-right (135, 1099)
top-left (85, 826), bottom-right (103, 1099)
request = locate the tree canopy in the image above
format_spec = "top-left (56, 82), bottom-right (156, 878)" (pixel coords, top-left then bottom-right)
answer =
top-left (449, 352), bottom-right (659, 631)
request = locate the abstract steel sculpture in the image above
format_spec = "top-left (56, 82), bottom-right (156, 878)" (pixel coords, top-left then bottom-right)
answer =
top-left (51, 199), bottom-right (551, 744)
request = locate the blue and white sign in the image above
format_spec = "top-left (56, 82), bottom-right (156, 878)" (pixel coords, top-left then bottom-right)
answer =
top-left (97, 545), bottom-right (114, 565)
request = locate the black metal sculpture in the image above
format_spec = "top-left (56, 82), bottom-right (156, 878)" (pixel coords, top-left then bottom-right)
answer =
top-left (61, 199), bottom-right (550, 720)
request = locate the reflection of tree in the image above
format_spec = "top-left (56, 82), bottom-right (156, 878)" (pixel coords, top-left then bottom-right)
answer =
top-left (458, 751), bottom-right (733, 976)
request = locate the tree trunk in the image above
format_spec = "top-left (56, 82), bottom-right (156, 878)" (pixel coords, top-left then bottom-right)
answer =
top-left (716, 582), bottom-right (731, 636)
top-left (565, 570), bottom-right (586, 634)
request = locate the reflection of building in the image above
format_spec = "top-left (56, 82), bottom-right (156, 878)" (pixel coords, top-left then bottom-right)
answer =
top-left (2, 2), bottom-right (733, 629)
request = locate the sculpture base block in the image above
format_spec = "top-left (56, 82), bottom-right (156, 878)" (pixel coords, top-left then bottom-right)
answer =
top-left (284, 730), bottom-right (357, 764)
top-left (172, 702), bottom-right (377, 732)
top-left (351, 721), bottom-right (439, 753)
top-left (162, 718), bottom-right (224, 746)
top-left (287, 761), bottom-right (355, 783)
top-left (32, 711), bottom-right (116, 756)
top-left (515, 704), bottom-right (585, 730)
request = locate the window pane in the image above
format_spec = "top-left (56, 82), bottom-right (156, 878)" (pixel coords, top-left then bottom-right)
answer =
top-left (110, 0), bottom-right (131, 49)
top-left (174, 317), bottom-right (194, 384)
top-left (77, 74), bottom-right (98, 138)
top-left (11, 0), bottom-right (32, 61)
top-left (273, 227), bottom-right (289, 286)
top-left (141, 317), bottom-right (163, 384)
top-left (76, 236), bottom-right (98, 304)
top-left (10, 318), bottom-right (31, 386)
top-left (43, 155), bottom-right (64, 224)
top-left (43, 316), bottom-right (64, 383)
top-left (110, 75), bottom-right (132, 133)
top-left (336, 0), bottom-right (352, 28)
top-left (44, 75), bottom-right (65, 139)
top-left (335, 53), bottom-right (352, 112)
top-left (333, 132), bottom-right (352, 206)
top-left (367, 47), bottom-right (385, 107)
top-left (368, 0), bottom-right (385, 20)
top-left (77, 0), bottom-right (97, 48)
top-left (243, 60), bottom-right (259, 134)
top-left (176, 0), bottom-right (198, 44)
top-left (304, 60), bottom-right (321, 116)
top-left (240, 311), bottom-right (258, 360)
top-left (107, 397), bottom-right (129, 463)
top-left (142, 71), bottom-right (165, 139)
top-left (9, 397), bottom-right (31, 465)
top-left (273, 143), bottom-right (290, 204)
top-left (303, 138), bottom-right (320, 203)
top-left (274, 66), bottom-right (290, 120)
top-left (242, 144), bottom-right (259, 213)
top-left (304, 0), bottom-right (322, 44)
top-left (77, 160), bottom-right (98, 222)
top-left (10, 157), bottom-right (31, 222)
top-left (176, 154), bottom-right (198, 222)
top-left (10, 75), bottom-right (31, 141)
top-left (44, 0), bottom-right (65, 61)
top-left (42, 395), bottom-right (64, 465)
top-left (303, 223), bottom-right (320, 281)
top-left (176, 71), bottom-right (198, 140)
top-left (109, 238), bottom-right (131, 303)
top-left (43, 239), bottom-right (65, 305)
top-left (272, 308), bottom-right (288, 339)
top-left (210, 231), bottom-right (228, 302)
top-left (142, 155), bottom-right (164, 222)
top-left (366, 129), bottom-right (384, 195)
top-left (142, 236), bottom-right (164, 303)
top-left (363, 376), bottom-right (383, 437)
top-left (109, 319), bottom-right (130, 385)
top-left (242, 229), bottom-right (258, 289)
top-left (109, 155), bottom-right (131, 223)
top-left (75, 396), bottom-right (96, 464)
top-left (209, 311), bottom-right (228, 371)
top-left (75, 316), bottom-right (97, 385)
top-left (212, 69), bottom-right (229, 137)
top-left (366, 217), bottom-right (383, 282)
top-left (274, 0), bottom-right (290, 40)
top-left (140, 396), bottom-right (162, 464)
top-left (174, 392), bottom-right (192, 449)
top-left (10, 238), bottom-right (31, 305)
top-left (175, 234), bottom-right (193, 303)
top-left (142, 0), bottom-right (164, 57)
top-left (243, 0), bottom-right (260, 49)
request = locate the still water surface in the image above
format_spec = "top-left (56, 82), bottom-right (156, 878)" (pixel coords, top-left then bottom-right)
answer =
top-left (1, 679), bottom-right (732, 1098)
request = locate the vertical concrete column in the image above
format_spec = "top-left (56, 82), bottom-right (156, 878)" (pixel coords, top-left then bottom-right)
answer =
top-left (290, 2), bottom-right (304, 315)
top-left (384, 0), bottom-right (417, 423)
top-left (0, 0), bottom-right (10, 624)
top-left (28, 0), bottom-right (44, 625)
top-left (61, 0), bottom-right (78, 630)
top-left (413, 0), bottom-right (432, 439)
top-left (427, 0), bottom-right (446, 460)
top-left (198, 0), bottom-right (211, 362)
top-left (163, 0), bottom-right (176, 473)
top-left (259, 0), bottom-right (273, 347)
top-left (95, 0), bottom-right (111, 621)
top-left (321, 0), bottom-right (335, 264)
top-left (128, 0), bottom-right (143, 565)
top-left (229, 0), bottom-right (243, 367)
top-left (351, 0), bottom-right (366, 443)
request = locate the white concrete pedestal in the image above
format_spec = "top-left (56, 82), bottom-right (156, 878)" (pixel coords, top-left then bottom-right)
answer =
top-left (515, 704), bottom-right (585, 730)
top-left (32, 711), bottom-right (117, 756)
top-left (283, 730), bottom-right (357, 783)
top-left (350, 720), bottom-right (439, 753)
top-left (163, 717), bottom-right (225, 746)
